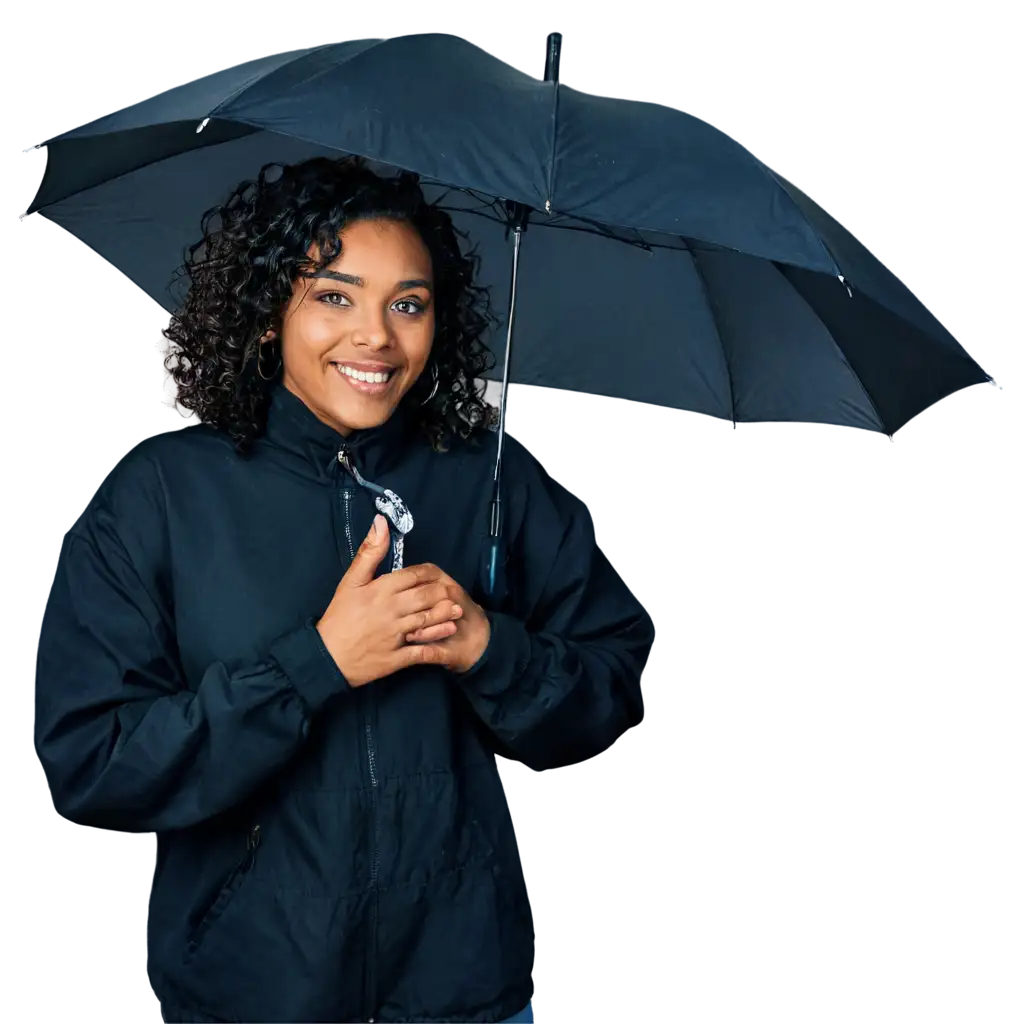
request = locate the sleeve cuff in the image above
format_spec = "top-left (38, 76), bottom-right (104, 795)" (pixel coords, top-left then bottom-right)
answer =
top-left (454, 609), bottom-right (532, 697)
top-left (268, 616), bottom-right (354, 712)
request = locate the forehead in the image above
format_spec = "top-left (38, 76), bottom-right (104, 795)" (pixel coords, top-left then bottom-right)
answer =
top-left (308, 217), bottom-right (431, 271)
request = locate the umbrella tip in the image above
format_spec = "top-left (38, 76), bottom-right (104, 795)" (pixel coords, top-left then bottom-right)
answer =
top-left (544, 32), bottom-right (562, 83)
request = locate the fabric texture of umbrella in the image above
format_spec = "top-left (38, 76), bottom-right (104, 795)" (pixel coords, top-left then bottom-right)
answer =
top-left (26, 30), bottom-right (1001, 608)
top-left (23, 30), bottom-right (995, 445)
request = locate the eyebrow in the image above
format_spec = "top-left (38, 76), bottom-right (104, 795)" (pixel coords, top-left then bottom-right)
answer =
top-left (307, 269), bottom-right (433, 292)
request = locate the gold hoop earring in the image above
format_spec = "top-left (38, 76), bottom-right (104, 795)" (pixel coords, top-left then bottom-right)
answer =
top-left (256, 337), bottom-right (281, 381)
top-left (418, 361), bottom-right (439, 406)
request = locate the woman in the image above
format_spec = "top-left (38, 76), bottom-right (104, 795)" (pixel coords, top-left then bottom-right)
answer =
top-left (34, 156), bottom-right (657, 1023)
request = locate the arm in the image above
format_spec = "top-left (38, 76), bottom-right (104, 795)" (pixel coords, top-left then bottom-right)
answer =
top-left (34, 524), bottom-right (352, 833)
top-left (453, 453), bottom-right (656, 772)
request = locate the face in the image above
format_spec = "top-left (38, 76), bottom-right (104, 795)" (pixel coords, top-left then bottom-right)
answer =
top-left (269, 216), bottom-right (435, 436)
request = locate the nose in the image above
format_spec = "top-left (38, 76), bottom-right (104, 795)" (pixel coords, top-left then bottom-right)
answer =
top-left (351, 303), bottom-right (395, 350)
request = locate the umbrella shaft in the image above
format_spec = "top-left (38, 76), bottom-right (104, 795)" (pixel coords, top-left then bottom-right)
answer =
top-left (495, 223), bottom-right (524, 483)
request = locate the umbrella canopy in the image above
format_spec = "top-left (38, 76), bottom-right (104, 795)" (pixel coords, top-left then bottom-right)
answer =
top-left (28, 33), bottom-right (839, 274)
top-left (23, 31), bottom-right (994, 441)
top-left (24, 31), bottom-right (997, 605)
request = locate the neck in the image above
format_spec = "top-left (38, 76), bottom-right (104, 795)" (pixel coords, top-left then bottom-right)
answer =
top-left (261, 379), bottom-right (415, 481)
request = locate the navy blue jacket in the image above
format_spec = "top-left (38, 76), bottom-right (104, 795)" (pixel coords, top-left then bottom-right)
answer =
top-left (34, 381), bottom-right (656, 1023)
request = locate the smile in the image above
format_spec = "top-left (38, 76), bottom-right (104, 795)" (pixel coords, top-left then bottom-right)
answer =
top-left (331, 362), bottom-right (396, 395)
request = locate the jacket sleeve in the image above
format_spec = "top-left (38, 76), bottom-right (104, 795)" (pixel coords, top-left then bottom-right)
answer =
top-left (34, 516), bottom-right (354, 834)
top-left (452, 441), bottom-right (656, 771)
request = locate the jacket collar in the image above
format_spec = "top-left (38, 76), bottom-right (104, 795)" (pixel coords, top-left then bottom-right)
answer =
top-left (260, 380), bottom-right (416, 482)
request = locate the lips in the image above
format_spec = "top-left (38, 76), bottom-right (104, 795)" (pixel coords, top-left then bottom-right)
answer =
top-left (331, 362), bottom-right (396, 394)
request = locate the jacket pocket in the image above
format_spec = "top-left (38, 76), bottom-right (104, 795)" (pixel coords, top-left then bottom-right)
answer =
top-left (183, 823), bottom-right (261, 962)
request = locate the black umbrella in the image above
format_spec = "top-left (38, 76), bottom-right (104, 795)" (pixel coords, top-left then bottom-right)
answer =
top-left (22, 31), bottom-right (997, 605)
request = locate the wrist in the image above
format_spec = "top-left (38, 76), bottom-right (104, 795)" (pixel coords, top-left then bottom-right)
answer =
top-left (452, 609), bottom-right (530, 696)
top-left (451, 609), bottom-right (493, 676)
top-left (467, 611), bottom-right (491, 671)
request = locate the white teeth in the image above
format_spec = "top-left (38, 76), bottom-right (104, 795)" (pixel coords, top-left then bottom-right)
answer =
top-left (335, 364), bottom-right (393, 384)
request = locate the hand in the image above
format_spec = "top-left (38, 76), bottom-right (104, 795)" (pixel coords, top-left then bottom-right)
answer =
top-left (315, 515), bottom-right (465, 687)
top-left (403, 568), bottom-right (491, 675)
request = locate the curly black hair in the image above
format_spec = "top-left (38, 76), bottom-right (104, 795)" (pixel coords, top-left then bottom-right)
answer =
top-left (162, 155), bottom-right (501, 455)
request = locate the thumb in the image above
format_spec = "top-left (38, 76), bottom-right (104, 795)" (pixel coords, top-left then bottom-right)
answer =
top-left (343, 514), bottom-right (390, 586)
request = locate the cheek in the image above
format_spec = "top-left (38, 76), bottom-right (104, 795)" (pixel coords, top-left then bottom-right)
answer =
top-left (408, 315), bottom-right (435, 364)
top-left (286, 309), bottom-right (338, 354)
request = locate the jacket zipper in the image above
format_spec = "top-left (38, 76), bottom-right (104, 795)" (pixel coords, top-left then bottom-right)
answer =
top-left (245, 823), bottom-right (261, 867)
top-left (187, 823), bottom-right (260, 956)
top-left (339, 443), bottom-right (380, 1024)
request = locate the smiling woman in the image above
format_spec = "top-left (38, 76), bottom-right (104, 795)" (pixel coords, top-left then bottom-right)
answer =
top-left (33, 153), bottom-right (655, 1024)
top-left (276, 216), bottom-right (437, 434)
top-left (162, 155), bottom-right (500, 453)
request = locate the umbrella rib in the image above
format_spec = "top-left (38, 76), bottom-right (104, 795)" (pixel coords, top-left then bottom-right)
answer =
top-left (543, 210), bottom-right (653, 250)
top-left (206, 42), bottom-right (342, 120)
top-left (35, 201), bottom-right (198, 316)
top-left (26, 121), bottom-right (267, 217)
top-left (434, 202), bottom-right (745, 264)
top-left (208, 40), bottom-right (387, 121)
top-left (429, 185), bottom-right (507, 221)
top-left (483, 376), bottom-right (733, 423)
top-left (774, 173), bottom-right (974, 356)
top-left (671, 101), bottom-right (839, 282)
top-left (688, 245), bottom-right (737, 429)
top-left (431, 197), bottom-right (677, 254)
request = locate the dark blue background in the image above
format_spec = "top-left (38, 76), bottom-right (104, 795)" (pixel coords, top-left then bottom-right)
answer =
top-left (6, 9), bottom-right (1024, 1024)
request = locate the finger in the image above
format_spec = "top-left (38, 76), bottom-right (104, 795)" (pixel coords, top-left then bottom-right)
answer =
top-left (381, 561), bottom-right (445, 596)
top-left (400, 639), bottom-right (451, 669)
top-left (391, 585), bottom-right (456, 614)
top-left (397, 599), bottom-right (462, 637)
top-left (342, 515), bottom-right (391, 587)
top-left (404, 620), bottom-right (458, 644)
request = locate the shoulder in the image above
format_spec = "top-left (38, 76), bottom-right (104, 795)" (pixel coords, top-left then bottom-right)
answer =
top-left (440, 420), bottom-right (549, 479)
top-left (61, 421), bottom-right (234, 577)
top-left (497, 431), bottom-right (588, 523)
top-left (439, 422), bottom-right (545, 487)
top-left (443, 424), bottom-right (590, 546)
top-left (67, 422), bottom-right (228, 563)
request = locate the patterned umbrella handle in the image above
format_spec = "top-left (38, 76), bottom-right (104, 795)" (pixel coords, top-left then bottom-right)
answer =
top-left (375, 488), bottom-right (414, 571)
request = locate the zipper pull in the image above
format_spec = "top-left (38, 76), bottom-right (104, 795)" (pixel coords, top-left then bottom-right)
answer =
top-left (245, 824), bottom-right (261, 868)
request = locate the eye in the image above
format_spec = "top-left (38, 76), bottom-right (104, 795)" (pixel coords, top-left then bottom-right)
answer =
top-left (394, 298), bottom-right (427, 316)
top-left (318, 291), bottom-right (351, 308)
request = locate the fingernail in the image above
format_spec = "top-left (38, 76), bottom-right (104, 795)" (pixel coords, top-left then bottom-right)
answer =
top-left (372, 514), bottom-right (385, 538)
top-left (452, 605), bottom-right (462, 615)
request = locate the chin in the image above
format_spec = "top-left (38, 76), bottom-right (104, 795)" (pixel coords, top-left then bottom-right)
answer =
top-left (333, 397), bottom-right (395, 430)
